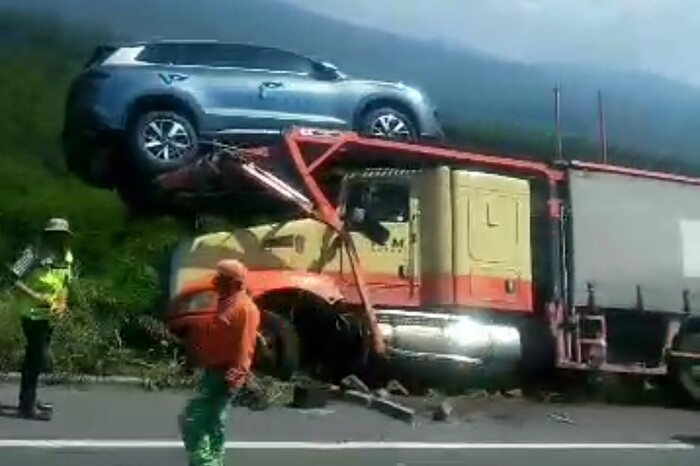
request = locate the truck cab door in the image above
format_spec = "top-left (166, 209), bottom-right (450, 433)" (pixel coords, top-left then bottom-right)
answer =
top-left (340, 176), bottom-right (417, 307)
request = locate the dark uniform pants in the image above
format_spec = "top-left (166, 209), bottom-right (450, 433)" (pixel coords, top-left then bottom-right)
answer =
top-left (19, 317), bottom-right (53, 411)
top-left (180, 369), bottom-right (230, 466)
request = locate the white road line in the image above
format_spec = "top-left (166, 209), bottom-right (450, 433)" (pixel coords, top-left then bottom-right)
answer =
top-left (0, 440), bottom-right (693, 450)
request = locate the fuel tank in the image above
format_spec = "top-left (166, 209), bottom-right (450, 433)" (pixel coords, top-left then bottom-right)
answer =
top-left (375, 308), bottom-right (522, 374)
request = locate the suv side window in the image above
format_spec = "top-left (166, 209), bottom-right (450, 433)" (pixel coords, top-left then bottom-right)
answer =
top-left (137, 43), bottom-right (259, 68)
top-left (252, 48), bottom-right (313, 74)
top-left (195, 44), bottom-right (259, 68)
top-left (345, 179), bottom-right (410, 223)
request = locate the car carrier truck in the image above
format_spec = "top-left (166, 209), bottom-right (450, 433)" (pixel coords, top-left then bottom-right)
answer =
top-left (161, 128), bottom-right (700, 401)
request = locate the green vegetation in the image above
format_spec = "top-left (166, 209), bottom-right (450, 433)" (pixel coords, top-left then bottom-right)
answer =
top-left (0, 11), bottom-right (695, 384)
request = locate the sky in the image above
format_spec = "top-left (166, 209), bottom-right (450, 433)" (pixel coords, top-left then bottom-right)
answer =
top-left (283, 0), bottom-right (700, 86)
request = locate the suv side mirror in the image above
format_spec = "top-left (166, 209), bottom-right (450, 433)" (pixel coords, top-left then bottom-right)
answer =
top-left (347, 207), bottom-right (390, 245)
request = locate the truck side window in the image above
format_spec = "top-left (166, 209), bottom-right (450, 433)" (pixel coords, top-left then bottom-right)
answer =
top-left (345, 180), bottom-right (410, 223)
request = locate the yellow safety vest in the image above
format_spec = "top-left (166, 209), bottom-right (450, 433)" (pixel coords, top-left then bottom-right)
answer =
top-left (21, 250), bottom-right (73, 320)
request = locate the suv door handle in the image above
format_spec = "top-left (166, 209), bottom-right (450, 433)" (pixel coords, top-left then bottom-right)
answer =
top-left (259, 81), bottom-right (283, 98)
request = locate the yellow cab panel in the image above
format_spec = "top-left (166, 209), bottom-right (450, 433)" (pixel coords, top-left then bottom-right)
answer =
top-left (170, 166), bottom-right (533, 314)
top-left (451, 170), bottom-right (533, 312)
top-left (171, 218), bottom-right (334, 297)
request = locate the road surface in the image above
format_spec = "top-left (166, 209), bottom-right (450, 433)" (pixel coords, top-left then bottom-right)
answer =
top-left (0, 383), bottom-right (699, 465)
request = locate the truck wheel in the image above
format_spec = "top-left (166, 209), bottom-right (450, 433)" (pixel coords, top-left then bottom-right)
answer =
top-left (257, 311), bottom-right (300, 381)
top-left (672, 331), bottom-right (700, 403)
top-left (359, 107), bottom-right (418, 141)
top-left (127, 110), bottom-right (199, 177)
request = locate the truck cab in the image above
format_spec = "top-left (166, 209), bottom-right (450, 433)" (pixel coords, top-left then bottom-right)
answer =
top-left (168, 165), bottom-right (534, 380)
top-left (171, 167), bottom-right (532, 308)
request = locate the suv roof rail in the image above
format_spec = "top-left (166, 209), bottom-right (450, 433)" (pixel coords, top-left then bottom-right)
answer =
top-left (117, 39), bottom-right (312, 58)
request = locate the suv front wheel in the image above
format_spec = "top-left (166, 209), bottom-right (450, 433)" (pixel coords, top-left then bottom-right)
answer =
top-left (127, 110), bottom-right (200, 176)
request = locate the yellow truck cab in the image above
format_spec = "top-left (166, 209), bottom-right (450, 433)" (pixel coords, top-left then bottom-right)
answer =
top-left (169, 165), bottom-right (534, 382)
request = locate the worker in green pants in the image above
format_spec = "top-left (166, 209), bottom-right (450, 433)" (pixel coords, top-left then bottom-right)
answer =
top-left (179, 259), bottom-right (267, 466)
top-left (180, 370), bottom-right (231, 466)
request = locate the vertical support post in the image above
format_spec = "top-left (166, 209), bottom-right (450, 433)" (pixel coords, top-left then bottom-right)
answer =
top-left (546, 178), bottom-right (569, 362)
top-left (598, 90), bottom-right (608, 164)
top-left (554, 82), bottom-right (563, 162)
top-left (586, 282), bottom-right (597, 312)
top-left (636, 284), bottom-right (645, 311)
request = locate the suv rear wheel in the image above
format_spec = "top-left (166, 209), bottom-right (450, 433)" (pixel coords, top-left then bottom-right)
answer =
top-left (359, 107), bottom-right (418, 141)
top-left (127, 110), bottom-right (199, 176)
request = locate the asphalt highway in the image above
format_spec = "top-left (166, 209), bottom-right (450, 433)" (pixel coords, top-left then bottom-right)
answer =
top-left (1, 383), bottom-right (699, 465)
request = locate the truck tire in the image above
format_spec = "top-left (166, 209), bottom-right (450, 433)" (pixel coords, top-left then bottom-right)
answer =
top-left (671, 331), bottom-right (700, 403)
top-left (127, 110), bottom-right (200, 177)
top-left (257, 311), bottom-right (300, 381)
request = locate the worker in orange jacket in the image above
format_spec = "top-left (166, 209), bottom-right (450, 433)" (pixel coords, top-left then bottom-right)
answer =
top-left (179, 259), bottom-right (266, 466)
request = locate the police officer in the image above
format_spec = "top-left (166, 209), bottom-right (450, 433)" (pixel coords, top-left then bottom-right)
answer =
top-left (8, 218), bottom-right (73, 420)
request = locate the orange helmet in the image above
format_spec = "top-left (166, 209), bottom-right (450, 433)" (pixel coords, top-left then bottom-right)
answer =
top-left (216, 259), bottom-right (248, 284)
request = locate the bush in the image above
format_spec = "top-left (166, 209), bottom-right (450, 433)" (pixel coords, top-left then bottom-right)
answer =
top-left (0, 292), bottom-right (23, 370)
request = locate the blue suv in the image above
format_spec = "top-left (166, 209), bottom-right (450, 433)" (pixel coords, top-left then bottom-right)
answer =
top-left (62, 40), bottom-right (443, 207)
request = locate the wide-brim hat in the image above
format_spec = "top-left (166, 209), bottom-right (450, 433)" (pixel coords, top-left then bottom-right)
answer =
top-left (43, 218), bottom-right (72, 235)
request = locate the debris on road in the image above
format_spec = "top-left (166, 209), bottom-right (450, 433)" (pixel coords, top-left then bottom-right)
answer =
top-left (549, 412), bottom-right (574, 425)
top-left (338, 389), bottom-right (374, 408)
top-left (340, 375), bottom-right (370, 394)
top-left (320, 378), bottom-right (417, 424)
top-left (499, 388), bottom-right (522, 399)
top-left (431, 400), bottom-right (454, 422)
top-left (370, 397), bottom-right (416, 424)
top-left (374, 388), bottom-right (391, 399)
top-left (386, 379), bottom-right (410, 397)
top-left (291, 383), bottom-right (331, 409)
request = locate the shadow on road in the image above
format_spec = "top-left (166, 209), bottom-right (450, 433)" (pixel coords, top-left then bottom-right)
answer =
top-left (0, 404), bottom-right (51, 422)
top-left (672, 435), bottom-right (700, 446)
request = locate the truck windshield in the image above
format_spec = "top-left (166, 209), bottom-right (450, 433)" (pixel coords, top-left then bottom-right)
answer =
top-left (346, 180), bottom-right (410, 223)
